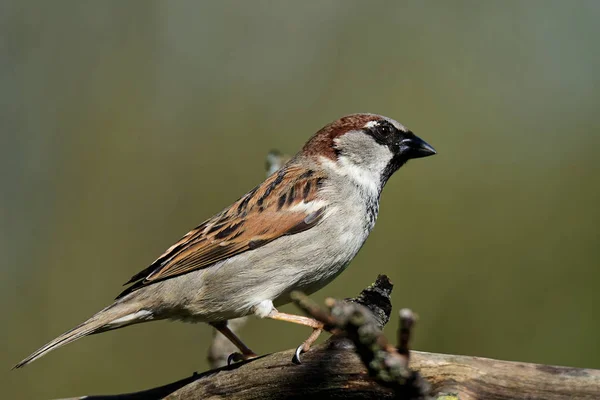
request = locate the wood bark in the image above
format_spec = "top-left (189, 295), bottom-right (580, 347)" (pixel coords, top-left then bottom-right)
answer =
top-left (65, 343), bottom-right (600, 400)
top-left (63, 275), bottom-right (600, 400)
top-left (164, 345), bottom-right (600, 400)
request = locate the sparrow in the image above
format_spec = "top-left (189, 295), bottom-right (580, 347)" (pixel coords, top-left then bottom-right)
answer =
top-left (15, 113), bottom-right (435, 368)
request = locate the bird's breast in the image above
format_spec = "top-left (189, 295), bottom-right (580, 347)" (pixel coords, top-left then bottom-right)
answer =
top-left (169, 184), bottom-right (380, 319)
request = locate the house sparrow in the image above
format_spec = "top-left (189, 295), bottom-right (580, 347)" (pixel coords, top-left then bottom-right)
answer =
top-left (15, 113), bottom-right (435, 368)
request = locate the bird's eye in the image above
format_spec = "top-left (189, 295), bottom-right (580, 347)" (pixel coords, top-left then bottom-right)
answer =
top-left (377, 123), bottom-right (393, 136)
top-left (366, 121), bottom-right (396, 146)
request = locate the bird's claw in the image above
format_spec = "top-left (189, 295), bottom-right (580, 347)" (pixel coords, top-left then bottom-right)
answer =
top-left (292, 344), bottom-right (304, 365)
top-left (227, 351), bottom-right (258, 365)
top-left (227, 352), bottom-right (245, 365)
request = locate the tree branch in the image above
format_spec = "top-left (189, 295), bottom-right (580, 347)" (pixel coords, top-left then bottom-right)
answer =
top-left (62, 275), bottom-right (600, 400)
top-left (290, 280), bottom-right (429, 398)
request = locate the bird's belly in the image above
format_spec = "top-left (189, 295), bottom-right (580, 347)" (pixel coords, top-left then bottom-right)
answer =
top-left (272, 265), bottom-right (347, 308)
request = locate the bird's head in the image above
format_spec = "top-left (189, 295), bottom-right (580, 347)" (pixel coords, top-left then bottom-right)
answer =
top-left (302, 113), bottom-right (436, 192)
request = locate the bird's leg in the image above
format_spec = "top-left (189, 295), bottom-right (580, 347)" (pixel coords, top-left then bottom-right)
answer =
top-left (265, 309), bottom-right (324, 364)
top-left (210, 321), bottom-right (257, 365)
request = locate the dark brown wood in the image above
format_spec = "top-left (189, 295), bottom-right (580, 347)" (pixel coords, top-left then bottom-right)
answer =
top-left (162, 345), bottom-right (600, 400)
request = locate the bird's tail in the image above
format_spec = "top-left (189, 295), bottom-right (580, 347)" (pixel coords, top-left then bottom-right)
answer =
top-left (14, 302), bottom-right (154, 369)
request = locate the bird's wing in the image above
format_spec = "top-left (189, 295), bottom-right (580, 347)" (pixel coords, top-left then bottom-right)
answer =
top-left (117, 165), bottom-right (326, 299)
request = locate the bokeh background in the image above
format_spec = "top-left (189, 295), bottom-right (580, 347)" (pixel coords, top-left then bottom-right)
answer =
top-left (2, 1), bottom-right (599, 398)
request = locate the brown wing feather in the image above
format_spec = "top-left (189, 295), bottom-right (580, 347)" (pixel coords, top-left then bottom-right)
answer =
top-left (117, 165), bottom-right (326, 298)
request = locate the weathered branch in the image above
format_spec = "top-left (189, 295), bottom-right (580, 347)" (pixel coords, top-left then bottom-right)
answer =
top-left (62, 275), bottom-right (600, 400)
top-left (160, 348), bottom-right (600, 400)
top-left (290, 279), bottom-right (429, 398)
top-left (66, 342), bottom-right (600, 399)
top-left (67, 346), bottom-right (600, 400)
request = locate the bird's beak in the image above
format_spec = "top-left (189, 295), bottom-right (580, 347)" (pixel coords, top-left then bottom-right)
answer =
top-left (400, 134), bottom-right (437, 159)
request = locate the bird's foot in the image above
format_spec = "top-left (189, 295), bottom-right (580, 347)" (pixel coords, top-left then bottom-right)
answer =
top-left (292, 327), bottom-right (323, 364)
top-left (227, 351), bottom-right (257, 365)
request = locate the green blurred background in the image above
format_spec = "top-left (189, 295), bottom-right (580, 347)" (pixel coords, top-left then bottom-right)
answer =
top-left (2, 1), bottom-right (599, 398)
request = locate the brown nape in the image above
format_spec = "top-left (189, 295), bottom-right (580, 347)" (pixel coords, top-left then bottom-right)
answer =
top-left (302, 114), bottom-right (382, 160)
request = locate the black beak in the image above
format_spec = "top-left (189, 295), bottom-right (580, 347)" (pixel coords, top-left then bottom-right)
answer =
top-left (400, 134), bottom-right (436, 159)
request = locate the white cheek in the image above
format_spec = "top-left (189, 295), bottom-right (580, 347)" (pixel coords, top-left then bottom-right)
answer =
top-left (337, 157), bottom-right (381, 193)
top-left (320, 147), bottom-right (392, 195)
top-left (319, 156), bottom-right (380, 193)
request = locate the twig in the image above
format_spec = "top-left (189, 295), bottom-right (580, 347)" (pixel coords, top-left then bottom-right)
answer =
top-left (291, 277), bottom-right (430, 399)
top-left (398, 308), bottom-right (417, 359)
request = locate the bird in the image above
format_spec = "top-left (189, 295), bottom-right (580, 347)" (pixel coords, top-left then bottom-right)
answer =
top-left (15, 113), bottom-right (436, 369)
